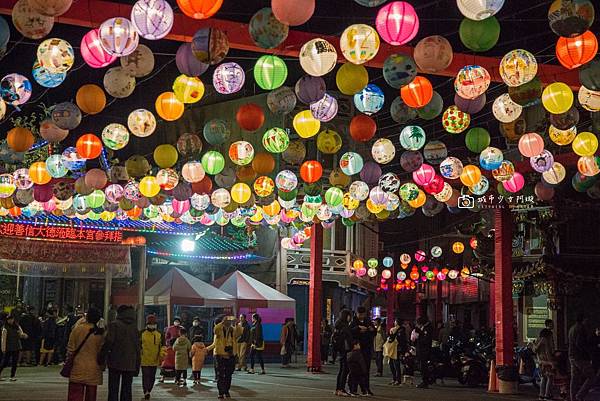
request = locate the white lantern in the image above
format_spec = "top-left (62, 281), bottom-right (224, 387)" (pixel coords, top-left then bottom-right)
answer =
top-left (130, 0), bottom-right (173, 40)
top-left (128, 109), bottom-right (156, 137)
top-left (103, 67), bottom-right (136, 98)
top-left (457, 0), bottom-right (505, 21)
top-left (99, 17), bottom-right (139, 57)
top-left (492, 93), bottom-right (522, 123)
top-left (299, 38), bottom-right (337, 77)
top-left (120, 44), bottom-right (154, 78)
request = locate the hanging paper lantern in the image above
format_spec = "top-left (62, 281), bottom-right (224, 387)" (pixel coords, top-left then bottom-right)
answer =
top-left (508, 77), bottom-right (543, 107)
top-left (417, 91), bottom-right (443, 120)
top-left (577, 156), bottom-right (600, 177)
top-left (282, 141), bottom-right (306, 165)
top-left (329, 168), bottom-right (351, 188)
top-left (7, 127), bottom-right (34, 152)
top-left (336, 63), bottom-right (368, 95)
top-left (414, 35), bottom-right (453, 73)
top-left (62, 147), bottom-right (86, 172)
top-left (379, 172), bottom-right (401, 193)
top-left (236, 103), bottom-right (265, 132)
top-left (191, 27), bottom-right (229, 65)
top-left (401, 76), bottom-right (433, 108)
top-left (39, 120), bottom-right (68, 143)
top-left (310, 93), bottom-right (338, 122)
top-left (271, 0), bottom-right (314, 25)
top-left (153, 144), bottom-right (178, 168)
top-left (548, 0), bottom-right (594, 38)
top-left (32, 61), bottom-right (65, 88)
top-left (572, 132), bottom-right (598, 156)
top-left (399, 126), bottom-right (426, 150)
top-left (29, 0), bottom-right (72, 16)
top-left (454, 65), bottom-right (491, 100)
top-left (267, 86), bottom-right (296, 115)
top-left (459, 16), bottom-right (500, 52)
top-left (29, 162), bottom-right (51, 185)
top-left (0, 174), bottom-right (16, 199)
top-left (275, 170), bottom-right (298, 193)
top-left (376, 1), bottom-right (419, 45)
top-left (518, 133), bottom-right (545, 158)
top-left (155, 92), bottom-right (184, 121)
top-left (177, 0), bottom-right (222, 19)
top-left (76, 134), bottom-right (103, 159)
top-left (172, 74), bottom-right (205, 104)
top-left (103, 67), bottom-right (136, 99)
top-left (127, 109), bottom-right (156, 138)
top-left (549, 124), bottom-right (577, 146)
top-left (412, 163), bottom-right (436, 187)
top-left (578, 86), bottom-right (600, 112)
top-left (580, 59), bottom-right (600, 91)
top-left (340, 24), bottom-right (380, 65)
top-left (442, 105), bottom-right (470, 133)
top-left (177, 134), bottom-right (203, 159)
top-left (439, 157), bottom-right (463, 179)
top-left (479, 146), bottom-right (504, 170)
top-left (80, 29), bottom-right (116, 68)
top-left (296, 76), bottom-right (326, 105)
top-left (37, 38), bottom-right (74, 74)
top-left (503, 172), bottom-right (525, 193)
top-left (360, 161), bottom-right (381, 185)
top-left (200, 150), bottom-right (225, 175)
top-left (249, 7), bottom-right (288, 49)
top-left (182, 161), bottom-right (205, 184)
top-left (156, 168), bottom-right (179, 190)
top-left (422, 141), bottom-right (447, 165)
top-left (371, 138), bottom-right (395, 164)
top-left (50, 103), bottom-right (81, 132)
top-left (530, 150), bottom-right (555, 173)
top-left (493, 93), bottom-right (523, 123)
top-left (213, 62), bottom-right (244, 94)
top-left (131, 0), bottom-right (173, 40)
top-left (354, 84), bottom-right (385, 115)
top-left (0, 73), bottom-right (32, 106)
top-left (254, 175), bottom-right (275, 197)
top-left (457, 0), bottom-right (504, 20)
top-left (120, 45), bottom-right (154, 78)
top-left (293, 110), bottom-right (320, 138)
top-left (340, 152), bottom-right (364, 176)
top-left (492, 160), bottom-right (515, 182)
top-left (460, 165), bottom-right (482, 186)
top-left (299, 38), bottom-right (337, 77)
top-left (203, 119), bottom-right (230, 146)
top-left (254, 55), bottom-right (287, 90)
top-left (84, 168), bottom-right (107, 190)
top-left (315, 129), bottom-right (341, 154)
top-left (99, 17), bottom-right (139, 57)
top-left (300, 161), bottom-right (323, 184)
top-left (390, 97), bottom-right (417, 124)
top-left (542, 162), bottom-right (566, 185)
top-left (542, 82), bottom-right (574, 114)
top-left (229, 141), bottom-right (255, 166)
top-left (76, 84), bottom-right (106, 115)
top-left (175, 43), bottom-right (208, 77)
top-left (262, 128), bottom-right (290, 153)
top-left (137, 176), bottom-right (159, 198)
top-left (556, 31), bottom-right (598, 69)
top-left (499, 49), bottom-right (538, 87)
top-left (102, 123), bottom-right (129, 150)
top-left (465, 127), bottom-right (490, 153)
top-left (425, 175), bottom-right (446, 195)
top-left (11, 0), bottom-right (54, 40)
top-left (349, 114), bottom-right (377, 142)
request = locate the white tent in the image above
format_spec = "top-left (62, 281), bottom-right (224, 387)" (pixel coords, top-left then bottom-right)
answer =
top-left (213, 270), bottom-right (296, 309)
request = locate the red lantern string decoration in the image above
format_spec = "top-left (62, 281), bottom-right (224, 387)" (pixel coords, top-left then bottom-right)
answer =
top-left (400, 76), bottom-right (433, 108)
top-left (556, 30), bottom-right (598, 70)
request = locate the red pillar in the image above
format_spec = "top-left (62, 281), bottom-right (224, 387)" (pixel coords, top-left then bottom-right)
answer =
top-left (386, 265), bottom-right (396, 332)
top-left (494, 208), bottom-right (514, 368)
top-left (307, 223), bottom-right (323, 372)
top-left (489, 280), bottom-right (496, 329)
top-left (436, 280), bottom-right (443, 327)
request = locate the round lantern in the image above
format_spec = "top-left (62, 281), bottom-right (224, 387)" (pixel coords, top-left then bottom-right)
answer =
top-left (300, 160), bottom-right (323, 183)
top-left (459, 16), bottom-right (500, 52)
top-left (131, 0), bottom-right (173, 40)
top-left (29, 0), bottom-right (72, 16)
top-left (371, 138), bottom-right (395, 164)
top-left (492, 160), bottom-right (515, 182)
top-left (340, 152), bottom-right (364, 176)
top-left (360, 161), bottom-right (382, 185)
top-left (348, 181), bottom-right (368, 202)
top-left (399, 126), bottom-right (426, 150)
top-left (580, 59), bottom-right (600, 91)
top-left (423, 140), bottom-right (448, 164)
top-left (542, 82), bottom-right (574, 114)
top-left (503, 172), bottom-right (525, 193)
top-left (452, 241), bottom-right (465, 255)
top-left (457, 0), bottom-right (504, 20)
top-left (442, 105), bottom-right (470, 133)
top-left (282, 141), bottom-right (306, 165)
top-left (499, 49), bottom-right (538, 87)
top-left (254, 175), bottom-right (275, 197)
top-left (455, 94), bottom-right (486, 116)
top-left (99, 17), bottom-right (139, 57)
top-left (293, 110), bottom-right (320, 138)
top-left (262, 127), bottom-right (290, 153)
top-left (550, 124), bottom-right (577, 146)
top-left (76, 84), bottom-right (106, 115)
top-left (401, 76), bottom-right (433, 108)
top-left (329, 168), bottom-right (351, 187)
top-left (249, 7), bottom-right (288, 49)
top-left (202, 119), bottom-right (229, 146)
top-left (542, 162), bottom-right (567, 185)
top-left (354, 84), bottom-right (385, 115)
top-left (578, 86), bottom-right (600, 112)
top-left (80, 29), bottom-right (116, 68)
top-left (556, 31), bottom-right (598, 70)
top-left (376, 1), bottom-right (419, 45)
top-left (171, 74), bottom-right (204, 104)
top-left (0, 174), bottom-right (16, 199)
top-left (84, 168), bottom-right (107, 189)
top-left (153, 144), bottom-right (178, 168)
top-left (6, 127), bottom-right (34, 152)
top-left (12, 0), bottom-right (54, 40)
top-left (175, 43), bottom-right (208, 77)
top-left (29, 162), bottom-right (51, 185)
top-left (236, 103), bottom-right (265, 132)
top-left (254, 55), bottom-right (287, 90)
top-left (417, 91), bottom-right (444, 120)
top-left (454, 65), bottom-right (491, 100)
top-left (398, 182), bottom-right (419, 202)
top-left (103, 67), bottom-right (136, 99)
top-left (350, 114), bottom-right (377, 142)
top-left (62, 147), bottom-right (86, 171)
top-left (1, 73), bottom-right (32, 106)
top-left (479, 146), bottom-right (504, 170)
top-left (36, 38), bottom-right (74, 74)
top-left (518, 133), bottom-right (545, 158)
top-left (229, 141), bottom-right (255, 166)
top-left (439, 157), bottom-right (463, 179)
top-left (276, 170), bottom-right (298, 192)
top-left (128, 109), bottom-right (156, 137)
top-left (379, 172), bottom-right (400, 192)
top-left (336, 63), bottom-right (369, 95)
top-left (76, 134), bottom-right (102, 159)
top-left (577, 156), bottom-right (600, 177)
top-left (177, 0), bottom-right (222, 19)
top-left (213, 62), bottom-right (244, 94)
top-left (465, 127), bottom-right (491, 153)
top-left (310, 93), bottom-right (338, 122)
top-left (51, 102), bottom-right (81, 130)
top-left (572, 132), bottom-right (598, 156)
top-left (383, 54), bottom-right (417, 90)
top-left (460, 165), bottom-right (482, 187)
top-left (200, 151), bottom-right (225, 175)
top-left (138, 176), bottom-right (159, 198)
top-left (316, 129), bottom-right (342, 154)
top-left (390, 97), bottom-right (417, 124)
top-left (493, 93), bottom-right (523, 123)
top-left (182, 161), bottom-right (205, 184)
top-left (340, 24), bottom-right (380, 65)
top-left (155, 92), bottom-right (184, 121)
top-left (39, 120), bottom-right (68, 143)
top-left (548, 0), bottom-right (594, 38)
top-left (155, 168), bottom-right (179, 191)
top-left (295, 75), bottom-right (326, 104)
top-left (299, 38), bottom-right (337, 77)
top-left (530, 150), bottom-right (555, 173)
top-left (414, 35), bottom-right (453, 73)
top-left (412, 164), bottom-right (436, 186)
top-left (102, 123), bottom-right (129, 150)
top-left (272, 0), bottom-right (314, 25)
top-left (267, 86), bottom-right (297, 115)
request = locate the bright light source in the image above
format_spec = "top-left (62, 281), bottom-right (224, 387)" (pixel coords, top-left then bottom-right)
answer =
top-left (181, 239), bottom-right (196, 253)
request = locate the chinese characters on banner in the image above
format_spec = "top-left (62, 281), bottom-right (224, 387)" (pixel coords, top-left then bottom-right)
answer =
top-left (0, 223), bottom-right (123, 243)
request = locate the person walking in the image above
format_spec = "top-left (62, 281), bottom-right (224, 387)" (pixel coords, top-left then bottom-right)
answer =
top-left (173, 328), bottom-right (191, 387)
top-left (373, 318), bottom-right (385, 377)
top-left (208, 316), bottom-right (236, 399)
top-left (140, 314), bottom-right (162, 400)
top-left (248, 314), bottom-right (265, 375)
top-left (350, 307), bottom-right (375, 395)
top-left (569, 313), bottom-right (595, 401)
top-left (65, 307), bottom-right (105, 401)
top-left (414, 316), bottom-right (433, 389)
top-left (39, 309), bottom-right (57, 366)
top-left (321, 320), bottom-right (332, 365)
top-left (534, 322), bottom-right (555, 401)
top-left (190, 335), bottom-right (207, 384)
top-left (18, 306), bottom-right (40, 366)
top-left (0, 314), bottom-right (26, 381)
top-left (333, 309), bottom-right (353, 396)
top-left (99, 305), bottom-right (141, 401)
top-left (234, 314), bottom-right (250, 372)
top-left (164, 317), bottom-right (182, 346)
top-left (280, 318), bottom-right (297, 368)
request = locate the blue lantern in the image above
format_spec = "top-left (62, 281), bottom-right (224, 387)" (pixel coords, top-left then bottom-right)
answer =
top-left (354, 84), bottom-right (384, 115)
top-left (382, 256), bottom-right (393, 267)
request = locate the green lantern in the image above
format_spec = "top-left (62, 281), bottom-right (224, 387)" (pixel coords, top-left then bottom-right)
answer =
top-left (459, 16), bottom-right (500, 52)
top-left (86, 190), bottom-right (106, 208)
top-left (303, 182), bottom-right (322, 196)
top-left (325, 186), bottom-right (344, 207)
top-left (399, 182), bottom-right (419, 202)
top-left (262, 127), bottom-right (290, 153)
top-left (278, 188), bottom-right (297, 201)
top-left (201, 150), bottom-right (225, 175)
top-left (465, 128), bottom-right (491, 153)
top-left (342, 217), bottom-right (355, 227)
top-left (87, 210), bottom-right (101, 221)
top-left (144, 205), bottom-right (160, 219)
top-left (416, 91), bottom-right (443, 121)
top-left (254, 55), bottom-right (288, 90)
top-left (367, 258), bottom-right (378, 268)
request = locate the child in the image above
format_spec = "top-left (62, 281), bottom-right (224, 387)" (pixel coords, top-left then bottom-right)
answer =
top-left (173, 328), bottom-right (191, 386)
top-left (346, 340), bottom-right (368, 396)
top-left (159, 339), bottom-right (176, 383)
top-left (190, 335), bottom-right (208, 385)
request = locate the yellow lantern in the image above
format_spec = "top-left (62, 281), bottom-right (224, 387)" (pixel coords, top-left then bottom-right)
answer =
top-left (29, 162), bottom-right (51, 185)
top-left (549, 125), bottom-right (577, 146)
top-left (263, 199), bottom-right (281, 216)
top-left (336, 63), bottom-right (368, 95)
top-left (542, 162), bottom-right (566, 185)
top-left (172, 74), bottom-right (205, 104)
top-left (153, 144), bottom-right (179, 168)
top-left (352, 259), bottom-right (364, 271)
top-left (340, 24), bottom-right (380, 65)
top-left (572, 132), bottom-right (599, 157)
top-left (250, 206), bottom-right (264, 223)
top-left (293, 110), bottom-right (320, 138)
top-left (407, 190), bottom-right (426, 208)
top-left (542, 82), bottom-right (574, 114)
top-left (366, 198), bottom-right (385, 214)
top-left (460, 164), bottom-right (482, 187)
top-left (231, 182), bottom-right (251, 204)
top-left (316, 129), bottom-right (342, 154)
top-left (139, 176), bottom-right (160, 198)
top-left (343, 192), bottom-right (360, 210)
top-left (452, 241), bottom-right (465, 254)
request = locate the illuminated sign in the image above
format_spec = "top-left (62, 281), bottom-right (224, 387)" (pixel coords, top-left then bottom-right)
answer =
top-left (0, 223), bottom-right (123, 243)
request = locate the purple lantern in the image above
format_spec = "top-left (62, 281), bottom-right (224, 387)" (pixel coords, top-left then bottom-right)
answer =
top-left (34, 184), bottom-right (54, 203)
top-left (360, 161), bottom-right (382, 185)
top-left (295, 75), bottom-right (326, 104)
top-left (310, 93), bottom-right (338, 122)
top-left (131, 0), bottom-right (174, 40)
top-left (172, 182), bottom-right (193, 201)
top-left (176, 43), bottom-right (209, 77)
top-left (454, 93), bottom-right (486, 114)
top-left (213, 62), bottom-right (245, 94)
top-left (530, 150), bottom-right (554, 173)
top-left (400, 151), bottom-right (424, 172)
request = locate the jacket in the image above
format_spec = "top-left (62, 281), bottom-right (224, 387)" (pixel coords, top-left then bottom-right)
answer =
top-left (569, 322), bottom-right (591, 361)
top-left (191, 341), bottom-right (208, 371)
top-left (280, 322), bottom-right (297, 347)
top-left (374, 325), bottom-right (385, 352)
top-left (383, 338), bottom-right (398, 360)
top-left (249, 323), bottom-right (264, 349)
top-left (209, 322), bottom-right (235, 357)
top-left (333, 320), bottom-right (353, 353)
top-left (415, 322), bottom-right (433, 357)
top-left (390, 326), bottom-right (409, 354)
top-left (141, 329), bottom-right (162, 367)
top-left (67, 322), bottom-right (104, 386)
top-left (236, 321), bottom-right (250, 343)
top-left (100, 307), bottom-right (141, 373)
top-left (173, 336), bottom-right (191, 370)
top-left (189, 324), bottom-right (203, 341)
top-left (347, 349), bottom-right (367, 376)
top-left (1, 323), bottom-right (24, 352)
top-left (164, 325), bottom-right (181, 345)
top-left (161, 346), bottom-right (175, 369)
top-left (350, 317), bottom-right (376, 354)
top-left (534, 330), bottom-right (555, 365)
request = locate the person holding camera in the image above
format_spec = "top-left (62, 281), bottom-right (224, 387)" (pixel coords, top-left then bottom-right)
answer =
top-left (207, 316), bottom-right (236, 399)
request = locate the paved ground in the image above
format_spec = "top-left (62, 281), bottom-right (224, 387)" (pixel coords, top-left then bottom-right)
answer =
top-left (0, 364), bottom-right (539, 401)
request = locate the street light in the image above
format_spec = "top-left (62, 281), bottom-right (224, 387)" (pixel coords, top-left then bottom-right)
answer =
top-left (181, 239), bottom-right (196, 253)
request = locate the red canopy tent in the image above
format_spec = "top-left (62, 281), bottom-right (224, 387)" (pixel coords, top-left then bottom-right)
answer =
top-left (213, 271), bottom-right (295, 310)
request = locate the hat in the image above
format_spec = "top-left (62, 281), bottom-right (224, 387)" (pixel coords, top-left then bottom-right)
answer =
top-left (146, 314), bottom-right (157, 325)
top-left (193, 316), bottom-right (200, 321)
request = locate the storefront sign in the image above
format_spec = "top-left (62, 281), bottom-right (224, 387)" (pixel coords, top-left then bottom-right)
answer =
top-left (290, 279), bottom-right (310, 286)
top-left (0, 223), bottom-right (123, 243)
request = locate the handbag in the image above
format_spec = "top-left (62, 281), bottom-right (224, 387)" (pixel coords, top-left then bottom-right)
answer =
top-left (60, 329), bottom-right (94, 378)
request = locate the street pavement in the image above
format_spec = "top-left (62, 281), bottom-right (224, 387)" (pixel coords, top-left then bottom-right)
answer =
top-left (0, 364), bottom-right (538, 401)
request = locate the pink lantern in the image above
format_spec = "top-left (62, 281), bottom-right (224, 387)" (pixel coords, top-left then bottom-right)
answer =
top-left (376, 1), bottom-right (419, 46)
top-left (85, 168), bottom-right (108, 189)
top-left (43, 198), bottom-right (57, 213)
top-left (172, 198), bottom-right (190, 215)
top-left (356, 267), bottom-right (367, 277)
top-left (381, 269), bottom-right (392, 279)
top-left (271, 0), bottom-right (315, 26)
top-left (414, 249), bottom-right (426, 262)
top-left (503, 172), bottom-right (525, 193)
top-left (412, 163), bottom-right (435, 186)
top-left (105, 184), bottom-right (124, 203)
top-left (518, 132), bottom-right (545, 158)
top-left (423, 175), bottom-right (445, 194)
top-left (81, 29), bottom-right (117, 68)
top-left (99, 17), bottom-right (140, 57)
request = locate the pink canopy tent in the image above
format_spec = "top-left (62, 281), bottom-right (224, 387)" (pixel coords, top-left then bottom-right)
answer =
top-left (213, 271), bottom-right (296, 310)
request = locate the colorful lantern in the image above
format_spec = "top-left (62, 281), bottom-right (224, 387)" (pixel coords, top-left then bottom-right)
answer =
top-left (272, 0), bottom-right (314, 25)
top-left (460, 165), bottom-right (482, 187)
top-left (249, 7), bottom-right (288, 49)
top-left (542, 82), bottom-right (574, 114)
top-left (153, 144), bottom-right (178, 168)
top-left (371, 138), bottom-right (395, 165)
top-left (457, 0), bottom-right (504, 20)
top-left (578, 86), bottom-right (600, 112)
top-left (317, 129), bottom-right (342, 154)
top-left (442, 105), bottom-right (470, 133)
top-left (300, 160), bottom-right (323, 183)
top-left (39, 120), bottom-right (68, 143)
top-left (293, 110), bottom-right (320, 138)
top-left (76, 134), bottom-right (102, 159)
top-left (465, 127), bottom-right (491, 153)
top-left (254, 55), bottom-right (287, 90)
top-left (503, 171), bottom-right (525, 193)
top-left (340, 24), bottom-right (380, 65)
top-left (412, 164), bottom-right (436, 186)
top-left (439, 157), bottom-right (463, 179)
top-left (493, 93), bottom-right (523, 123)
top-left (530, 150), bottom-right (555, 173)
top-left (276, 170), bottom-right (298, 192)
top-left (76, 84), bottom-right (106, 115)
top-left (99, 17), bottom-right (139, 56)
top-left (295, 75), bottom-right (326, 104)
top-left (36, 38), bottom-right (74, 74)
top-left (262, 128), bottom-right (290, 153)
top-left (177, 0), bottom-right (222, 19)
top-left (236, 103), bottom-right (265, 132)
top-left (131, 0), bottom-right (173, 40)
top-left (29, 0), bottom-right (72, 17)
top-left (172, 74), bottom-right (205, 104)
top-left (556, 30), bottom-right (598, 69)
top-left (191, 27), bottom-right (229, 65)
top-left (182, 161), bottom-right (205, 183)
top-left (479, 146), bottom-right (504, 170)
top-left (518, 133), bottom-right (545, 158)
top-left (354, 84), bottom-right (385, 115)
top-left (11, 0), bottom-right (54, 40)
top-left (548, 0), bottom-right (594, 38)
top-left (310, 93), bottom-right (338, 122)
top-left (29, 162), bottom-right (51, 185)
top-left (175, 43), bottom-right (208, 77)
top-left (103, 67), bottom-right (135, 99)
top-left (340, 152), bottom-right (364, 176)
top-left (499, 49), bottom-right (538, 87)
top-left (155, 92), bottom-right (184, 121)
top-left (454, 65), bottom-right (491, 100)
top-left (7, 127), bottom-right (34, 152)
top-left (229, 141), bottom-right (254, 166)
top-left (383, 54), bottom-right (417, 90)
top-left (267, 86), bottom-right (297, 114)
top-left (128, 109), bottom-right (156, 137)
top-left (401, 76), bottom-right (433, 108)
top-left (213, 62), bottom-right (244, 94)
top-left (399, 126), bottom-right (426, 151)
top-left (376, 1), bottom-right (419, 45)
top-left (336, 63), bottom-right (369, 95)
top-left (0, 73), bottom-right (32, 106)
top-left (414, 35), bottom-right (453, 73)
top-left (299, 38), bottom-right (337, 77)
top-left (102, 123), bottom-right (130, 150)
top-left (417, 91), bottom-right (444, 120)
top-left (80, 29), bottom-right (116, 68)
top-left (201, 151), bottom-right (225, 175)
top-left (459, 16), bottom-right (500, 52)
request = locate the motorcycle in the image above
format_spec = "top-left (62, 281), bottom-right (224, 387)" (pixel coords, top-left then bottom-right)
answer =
top-left (515, 345), bottom-right (541, 388)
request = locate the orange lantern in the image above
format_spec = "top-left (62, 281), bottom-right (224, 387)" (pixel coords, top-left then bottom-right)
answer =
top-left (76, 84), bottom-right (106, 114)
top-left (126, 205), bottom-right (143, 218)
top-left (76, 133), bottom-right (103, 159)
top-left (8, 206), bottom-right (21, 217)
top-left (237, 166), bottom-right (257, 183)
top-left (556, 31), bottom-right (598, 70)
top-left (191, 175), bottom-right (213, 194)
top-left (460, 164), bottom-right (481, 186)
top-left (176, 0), bottom-right (222, 19)
top-left (263, 200), bottom-right (281, 217)
top-left (155, 92), bottom-right (185, 121)
top-left (300, 160), bottom-right (323, 183)
top-left (29, 161), bottom-right (51, 185)
top-left (349, 114), bottom-right (377, 142)
top-left (236, 103), bottom-right (265, 132)
top-left (7, 127), bottom-right (34, 152)
top-left (401, 76), bottom-right (433, 108)
top-left (252, 152), bottom-right (275, 175)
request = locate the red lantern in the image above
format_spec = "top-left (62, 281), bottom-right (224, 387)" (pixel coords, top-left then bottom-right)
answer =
top-left (191, 175), bottom-right (213, 194)
top-left (76, 134), bottom-right (103, 159)
top-left (299, 160), bottom-right (322, 183)
top-left (176, 0), bottom-right (222, 19)
top-left (556, 31), bottom-right (598, 70)
top-left (400, 76), bottom-right (433, 108)
top-left (349, 114), bottom-right (376, 142)
top-left (236, 103), bottom-right (265, 132)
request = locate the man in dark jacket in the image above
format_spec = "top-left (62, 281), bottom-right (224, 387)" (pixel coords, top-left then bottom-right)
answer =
top-left (350, 307), bottom-right (375, 395)
top-left (415, 315), bottom-right (433, 389)
top-left (569, 313), bottom-right (595, 401)
top-left (100, 305), bottom-right (141, 401)
top-left (18, 306), bottom-right (40, 366)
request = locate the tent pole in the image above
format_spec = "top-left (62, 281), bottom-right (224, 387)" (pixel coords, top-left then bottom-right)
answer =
top-left (137, 246), bottom-right (146, 330)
